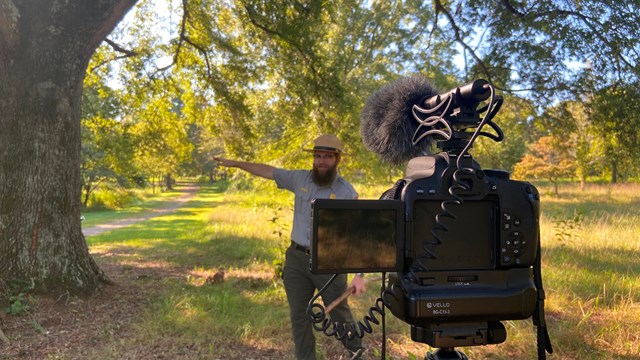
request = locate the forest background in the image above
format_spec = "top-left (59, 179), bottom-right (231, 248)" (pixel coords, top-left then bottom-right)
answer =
top-left (80, 0), bottom-right (640, 205)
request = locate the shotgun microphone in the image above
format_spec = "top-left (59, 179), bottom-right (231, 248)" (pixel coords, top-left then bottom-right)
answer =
top-left (360, 75), bottom-right (441, 165)
top-left (361, 76), bottom-right (496, 165)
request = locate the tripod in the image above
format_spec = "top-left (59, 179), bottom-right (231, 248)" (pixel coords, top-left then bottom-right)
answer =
top-left (426, 347), bottom-right (468, 360)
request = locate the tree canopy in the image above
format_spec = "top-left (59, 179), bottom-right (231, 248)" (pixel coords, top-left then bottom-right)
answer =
top-left (93, 0), bottom-right (640, 186)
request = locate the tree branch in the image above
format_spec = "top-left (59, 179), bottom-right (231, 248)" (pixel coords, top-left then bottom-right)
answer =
top-left (153, 0), bottom-right (215, 78)
top-left (104, 38), bottom-right (137, 57)
top-left (500, 1), bottom-right (636, 73)
top-left (434, 0), bottom-right (495, 84)
top-left (243, 4), bottom-right (327, 117)
top-left (87, 38), bottom-right (138, 73)
top-left (84, 0), bottom-right (138, 60)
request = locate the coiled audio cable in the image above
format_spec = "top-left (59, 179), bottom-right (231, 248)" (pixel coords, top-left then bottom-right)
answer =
top-left (405, 83), bottom-right (503, 284)
top-left (306, 273), bottom-right (396, 342)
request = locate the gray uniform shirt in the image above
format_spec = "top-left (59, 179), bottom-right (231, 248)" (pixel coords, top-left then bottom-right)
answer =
top-left (273, 168), bottom-right (357, 247)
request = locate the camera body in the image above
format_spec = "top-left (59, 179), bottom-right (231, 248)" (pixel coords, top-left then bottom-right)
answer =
top-left (384, 152), bottom-right (540, 347)
top-left (310, 78), bottom-right (547, 350)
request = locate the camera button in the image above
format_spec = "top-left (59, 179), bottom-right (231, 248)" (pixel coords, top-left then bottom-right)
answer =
top-left (420, 277), bottom-right (436, 286)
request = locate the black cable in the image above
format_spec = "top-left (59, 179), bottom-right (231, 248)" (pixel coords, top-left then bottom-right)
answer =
top-left (381, 272), bottom-right (387, 360)
top-left (405, 83), bottom-right (502, 284)
top-left (306, 274), bottom-right (396, 357)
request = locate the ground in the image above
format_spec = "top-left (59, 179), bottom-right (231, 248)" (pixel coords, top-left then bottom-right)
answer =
top-left (0, 255), bottom-right (301, 360)
top-left (0, 259), bottom-right (161, 359)
top-left (0, 185), bottom-right (274, 359)
top-left (0, 185), bottom-right (369, 359)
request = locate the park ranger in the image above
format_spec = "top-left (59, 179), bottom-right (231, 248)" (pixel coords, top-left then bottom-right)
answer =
top-left (214, 134), bottom-right (365, 360)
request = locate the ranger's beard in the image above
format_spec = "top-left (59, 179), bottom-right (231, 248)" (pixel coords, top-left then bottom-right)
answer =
top-left (312, 163), bottom-right (338, 186)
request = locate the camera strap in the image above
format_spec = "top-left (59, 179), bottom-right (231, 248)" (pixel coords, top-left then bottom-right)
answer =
top-left (533, 235), bottom-right (553, 357)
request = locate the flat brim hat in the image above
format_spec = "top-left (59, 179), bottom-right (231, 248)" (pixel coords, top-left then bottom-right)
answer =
top-left (304, 134), bottom-right (344, 154)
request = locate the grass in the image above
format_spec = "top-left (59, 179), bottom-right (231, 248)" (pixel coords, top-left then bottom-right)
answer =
top-left (532, 182), bottom-right (640, 359)
top-left (84, 182), bottom-right (296, 359)
top-left (57, 181), bottom-right (640, 358)
top-left (96, 181), bottom-right (640, 359)
top-left (81, 187), bottom-right (188, 228)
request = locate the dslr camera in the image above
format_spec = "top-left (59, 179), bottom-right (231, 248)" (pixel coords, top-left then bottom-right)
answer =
top-left (309, 78), bottom-right (550, 355)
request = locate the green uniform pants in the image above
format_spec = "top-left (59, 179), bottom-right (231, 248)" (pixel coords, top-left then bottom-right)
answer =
top-left (283, 244), bottom-right (363, 360)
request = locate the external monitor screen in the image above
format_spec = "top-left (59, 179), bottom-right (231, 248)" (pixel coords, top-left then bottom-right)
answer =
top-left (311, 199), bottom-right (403, 274)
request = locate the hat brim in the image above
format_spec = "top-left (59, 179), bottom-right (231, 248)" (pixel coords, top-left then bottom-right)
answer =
top-left (304, 146), bottom-right (343, 154)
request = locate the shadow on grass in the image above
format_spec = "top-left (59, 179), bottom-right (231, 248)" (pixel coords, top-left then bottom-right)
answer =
top-left (543, 245), bottom-right (640, 300)
top-left (89, 250), bottom-right (293, 359)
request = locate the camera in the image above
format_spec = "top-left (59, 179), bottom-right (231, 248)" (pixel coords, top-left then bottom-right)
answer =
top-left (381, 152), bottom-right (540, 348)
top-left (309, 79), bottom-right (550, 355)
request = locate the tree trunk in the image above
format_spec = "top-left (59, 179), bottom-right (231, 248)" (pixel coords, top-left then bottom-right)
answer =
top-left (164, 174), bottom-right (173, 190)
top-left (611, 160), bottom-right (618, 184)
top-left (0, 0), bottom-right (137, 295)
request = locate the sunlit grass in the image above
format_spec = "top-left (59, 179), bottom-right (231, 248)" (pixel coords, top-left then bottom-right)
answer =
top-left (83, 181), bottom-right (640, 359)
top-left (81, 186), bottom-right (189, 228)
top-left (533, 182), bottom-right (640, 359)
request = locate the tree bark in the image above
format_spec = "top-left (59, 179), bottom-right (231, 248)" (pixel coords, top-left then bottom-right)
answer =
top-left (0, 0), bottom-right (137, 295)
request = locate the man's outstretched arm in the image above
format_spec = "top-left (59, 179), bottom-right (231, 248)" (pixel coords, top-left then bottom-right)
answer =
top-left (214, 157), bottom-right (276, 180)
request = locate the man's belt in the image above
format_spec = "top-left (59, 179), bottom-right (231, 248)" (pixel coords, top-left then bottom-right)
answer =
top-left (291, 241), bottom-right (310, 255)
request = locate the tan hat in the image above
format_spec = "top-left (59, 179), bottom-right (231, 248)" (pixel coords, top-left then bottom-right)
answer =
top-left (304, 134), bottom-right (344, 153)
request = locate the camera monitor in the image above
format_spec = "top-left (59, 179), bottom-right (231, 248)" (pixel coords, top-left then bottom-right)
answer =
top-left (310, 199), bottom-right (404, 274)
top-left (411, 199), bottom-right (497, 270)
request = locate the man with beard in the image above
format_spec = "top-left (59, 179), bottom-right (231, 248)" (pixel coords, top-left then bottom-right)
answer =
top-left (214, 134), bottom-right (365, 360)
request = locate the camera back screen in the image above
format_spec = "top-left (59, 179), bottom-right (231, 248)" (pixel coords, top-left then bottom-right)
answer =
top-left (412, 199), bottom-right (497, 270)
top-left (311, 199), bottom-right (403, 273)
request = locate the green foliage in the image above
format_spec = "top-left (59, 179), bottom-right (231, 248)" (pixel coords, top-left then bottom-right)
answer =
top-left (86, 185), bottom-right (140, 209)
top-left (552, 211), bottom-right (583, 244)
top-left (472, 95), bottom-right (538, 172)
top-left (85, 0), bottom-right (640, 198)
top-left (2, 278), bottom-right (33, 316)
top-left (586, 84), bottom-right (640, 183)
top-left (435, 1), bottom-right (640, 99)
top-left (4, 293), bottom-right (31, 316)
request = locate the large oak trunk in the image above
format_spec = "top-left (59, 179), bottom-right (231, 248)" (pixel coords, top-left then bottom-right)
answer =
top-left (0, 0), bottom-right (137, 295)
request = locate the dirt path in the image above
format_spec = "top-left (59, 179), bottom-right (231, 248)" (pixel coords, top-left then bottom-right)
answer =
top-left (82, 183), bottom-right (200, 237)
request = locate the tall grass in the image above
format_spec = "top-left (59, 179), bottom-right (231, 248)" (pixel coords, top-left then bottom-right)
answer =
top-left (533, 182), bottom-right (640, 360)
top-left (83, 181), bottom-right (639, 359)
